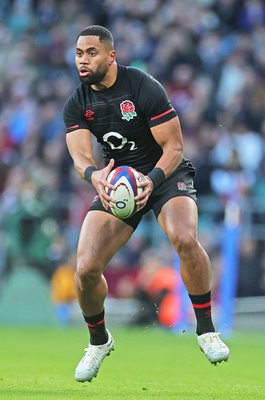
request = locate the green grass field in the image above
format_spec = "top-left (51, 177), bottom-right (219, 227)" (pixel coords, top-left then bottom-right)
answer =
top-left (0, 326), bottom-right (264, 400)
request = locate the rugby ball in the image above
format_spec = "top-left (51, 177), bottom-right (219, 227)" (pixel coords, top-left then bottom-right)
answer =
top-left (106, 166), bottom-right (142, 219)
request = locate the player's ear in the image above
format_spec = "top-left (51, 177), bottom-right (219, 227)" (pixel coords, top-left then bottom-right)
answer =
top-left (109, 50), bottom-right (116, 65)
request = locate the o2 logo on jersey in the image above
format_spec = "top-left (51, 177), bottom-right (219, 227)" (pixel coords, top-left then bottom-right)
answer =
top-left (103, 132), bottom-right (137, 151)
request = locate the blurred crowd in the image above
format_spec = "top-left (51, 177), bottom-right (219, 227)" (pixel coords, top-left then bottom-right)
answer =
top-left (0, 0), bottom-right (265, 306)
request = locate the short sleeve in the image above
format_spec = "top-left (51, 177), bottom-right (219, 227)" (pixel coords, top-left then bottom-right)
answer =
top-left (63, 90), bottom-right (89, 134)
top-left (139, 74), bottom-right (177, 128)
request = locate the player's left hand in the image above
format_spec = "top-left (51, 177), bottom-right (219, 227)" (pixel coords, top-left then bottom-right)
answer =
top-left (135, 173), bottom-right (154, 211)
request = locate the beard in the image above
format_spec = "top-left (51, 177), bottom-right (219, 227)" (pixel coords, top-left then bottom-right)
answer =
top-left (79, 63), bottom-right (108, 86)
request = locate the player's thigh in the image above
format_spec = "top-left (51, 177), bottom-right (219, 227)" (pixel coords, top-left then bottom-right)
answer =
top-left (157, 196), bottom-right (199, 241)
top-left (77, 210), bottom-right (134, 269)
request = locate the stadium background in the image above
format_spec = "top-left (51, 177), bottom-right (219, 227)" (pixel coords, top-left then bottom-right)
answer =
top-left (0, 0), bottom-right (265, 331)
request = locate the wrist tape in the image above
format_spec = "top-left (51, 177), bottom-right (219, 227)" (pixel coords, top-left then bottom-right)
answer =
top-left (147, 168), bottom-right (166, 189)
top-left (84, 166), bottom-right (97, 183)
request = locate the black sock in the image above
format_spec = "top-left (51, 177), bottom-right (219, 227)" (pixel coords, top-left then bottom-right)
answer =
top-left (189, 291), bottom-right (215, 335)
top-left (83, 310), bottom-right (108, 345)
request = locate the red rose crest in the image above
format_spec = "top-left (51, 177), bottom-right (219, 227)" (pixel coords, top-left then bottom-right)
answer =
top-left (120, 100), bottom-right (137, 121)
top-left (84, 109), bottom-right (95, 121)
top-left (177, 181), bottom-right (187, 191)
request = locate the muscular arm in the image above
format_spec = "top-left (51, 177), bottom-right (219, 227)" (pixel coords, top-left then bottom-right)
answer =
top-left (66, 128), bottom-right (96, 179)
top-left (150, 116), bottom-right (183, 178)
top-left (66, 128), bottom-right (114, 209)
top-left (136, 116), bottom-right (184, 210)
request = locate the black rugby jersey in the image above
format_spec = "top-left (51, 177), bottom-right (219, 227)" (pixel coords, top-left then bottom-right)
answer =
top-left (63, 65), bottom-right (177, 174)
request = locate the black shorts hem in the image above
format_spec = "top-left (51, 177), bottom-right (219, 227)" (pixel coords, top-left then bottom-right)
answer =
top-left (88, 204), bottom-right (144, 230)
top-left (152, 192), bottom-right (197, 219)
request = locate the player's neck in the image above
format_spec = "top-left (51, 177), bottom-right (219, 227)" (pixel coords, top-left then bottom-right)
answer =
top-left (91, 62), bottom-right (118, 91)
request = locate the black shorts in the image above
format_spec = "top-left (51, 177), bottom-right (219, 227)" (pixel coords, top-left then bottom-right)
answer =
top-left (89, 158), bottom-right (197, 230)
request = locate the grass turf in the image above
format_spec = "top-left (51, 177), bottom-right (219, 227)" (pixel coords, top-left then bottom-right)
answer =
top-left (0, 326), bottom-right (264, 400)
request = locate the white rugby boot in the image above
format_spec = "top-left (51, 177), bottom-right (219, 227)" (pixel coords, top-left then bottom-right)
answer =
top-left (197, 332), bottom-right (230, 365)
top-left (75, 330), bottom-right (114, 382)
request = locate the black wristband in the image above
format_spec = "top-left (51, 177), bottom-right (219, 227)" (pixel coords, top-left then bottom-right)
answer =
top-left (147, 168), bottom-right (166, 189)
top-left (84, 166), bottom-right (97, 183)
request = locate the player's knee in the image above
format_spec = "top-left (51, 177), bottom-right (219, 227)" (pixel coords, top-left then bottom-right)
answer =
top-left (169, 230), bottom-right (197, 255)
top-left (76, 257), bottom-right (102, 288)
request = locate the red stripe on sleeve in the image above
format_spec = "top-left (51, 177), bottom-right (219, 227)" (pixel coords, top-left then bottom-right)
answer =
top-left (150, 108), bottom-right (174, 121)
top-left (67, 124), bottom-right (80, 129)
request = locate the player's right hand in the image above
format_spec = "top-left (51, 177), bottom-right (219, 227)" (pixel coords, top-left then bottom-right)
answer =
top-left (135, 173), bottom-right (154, 211)
top-left (91, 159), bottom-right (115, 210)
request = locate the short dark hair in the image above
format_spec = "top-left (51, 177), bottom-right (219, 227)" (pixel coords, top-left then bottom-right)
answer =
top-left (77, 25), bottom-right (114, 48)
